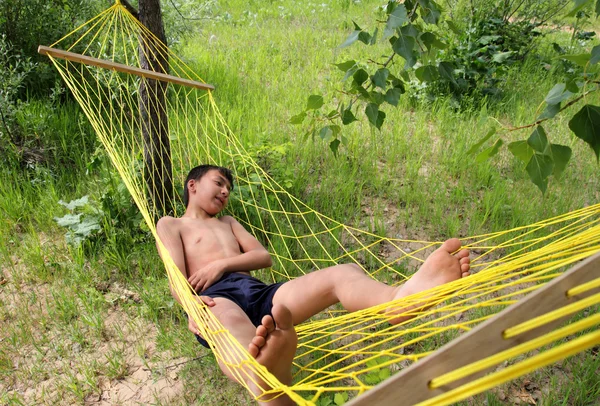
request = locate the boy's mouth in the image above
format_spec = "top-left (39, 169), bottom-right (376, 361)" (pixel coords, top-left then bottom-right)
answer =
top-left (215, 196), bottom-right (225, 205)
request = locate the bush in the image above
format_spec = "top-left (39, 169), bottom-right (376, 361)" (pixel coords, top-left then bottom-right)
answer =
top-left (0, 0), bottom-right (102, 97)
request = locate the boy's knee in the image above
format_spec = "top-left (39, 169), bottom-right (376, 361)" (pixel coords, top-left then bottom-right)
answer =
top-left (346, 263), bottom-right (364, 273)
top-left (335, 263), bottom-right (365, 277)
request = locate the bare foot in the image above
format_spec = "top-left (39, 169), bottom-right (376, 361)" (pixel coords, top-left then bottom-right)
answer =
top-left (387, 238), bottom-right (470, 324)
top-left (248, 304), bottom-right (298, 387)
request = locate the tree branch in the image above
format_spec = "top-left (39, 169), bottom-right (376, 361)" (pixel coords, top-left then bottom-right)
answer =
top-left (506, 89), bottom-right (595, 132)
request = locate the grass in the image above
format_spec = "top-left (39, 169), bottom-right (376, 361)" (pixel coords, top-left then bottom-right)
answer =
top-left (1, 0), bottom-right (600, 404)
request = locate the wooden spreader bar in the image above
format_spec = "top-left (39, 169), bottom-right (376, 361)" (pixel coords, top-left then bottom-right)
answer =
top-left (348, 252), bottom-right (600, 406)
top-left (38, 45), bottom-right (215, 91)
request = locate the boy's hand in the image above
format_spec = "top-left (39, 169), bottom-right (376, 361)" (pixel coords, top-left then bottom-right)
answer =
top-left (188, 315), bottom-right (201, 335)
top-left (188, 260), bottom-right (226, 292)
top-left (188, 295), bottom-right (215, 335)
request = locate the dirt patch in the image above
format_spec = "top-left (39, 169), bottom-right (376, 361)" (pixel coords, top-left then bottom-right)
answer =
top-left (0, 260), bottom-right (193, 405)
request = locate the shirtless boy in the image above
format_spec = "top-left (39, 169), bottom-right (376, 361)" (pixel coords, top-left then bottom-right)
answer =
top-left (156, 164), bottom-right (471, 405)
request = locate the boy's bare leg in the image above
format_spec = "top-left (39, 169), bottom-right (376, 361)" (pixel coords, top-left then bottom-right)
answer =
top-left (208, 297), bottom-right (297, 406)
top-left (272, 238), bottom-right (471, 325)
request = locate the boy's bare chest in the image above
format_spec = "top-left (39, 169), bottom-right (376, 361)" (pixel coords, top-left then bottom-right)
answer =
top-left (180, 219), bottom-right (240, 257)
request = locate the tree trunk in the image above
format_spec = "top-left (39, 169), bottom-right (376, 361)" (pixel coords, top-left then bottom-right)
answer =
top-left (138, 0), bottom-right (173, 217)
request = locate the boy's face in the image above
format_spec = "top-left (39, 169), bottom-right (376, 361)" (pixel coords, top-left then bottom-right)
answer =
top-left (189, 169), bottom-right (231, 216)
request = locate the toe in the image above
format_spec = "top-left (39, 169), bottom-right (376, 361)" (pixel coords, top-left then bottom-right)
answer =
top-left (248, 343), bottom-right (259, 358)
top-left (261, 315), bottom-right (276, 333)
top-left (441, 238), bottom-right (461, 253)
top-left (456, 249), bottom-right (470, 259)
top-left (462, 271), bottom-right (470, 278)
top-left (256, 324), bottom-right (268, 338)
top-left (252, 335), bottom-right (266, 348)
top-left (461, 262), bottom-right (470, 273)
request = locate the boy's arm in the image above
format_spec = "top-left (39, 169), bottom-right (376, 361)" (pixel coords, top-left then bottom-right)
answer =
top-left (188, 216), bottom-right (272, 292)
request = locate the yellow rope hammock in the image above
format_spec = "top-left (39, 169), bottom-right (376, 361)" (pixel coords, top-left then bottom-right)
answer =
top-left (41, 3), bottom-right (600, 405)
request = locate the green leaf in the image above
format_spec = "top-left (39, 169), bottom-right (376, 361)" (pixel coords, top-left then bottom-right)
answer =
top-left (568, 104), bottom-right (600, 160)
top-left (392, 34), bottom-right (416, 68)
top-left (341, 107), bottom-right (358, 125)
top-left (415, 65), bottom-right (439, 82)
top-left (320, 396), bottom-right (333, 406)
top-left (537, 103), bottom-right (561, 120)
top-left (54, 213), bottom-right (83, 227)
top-left (492, 51), bottom-right (514, 63)
top-left (446, 20), bottom-right (461, 35)
top-left (550, 144), bottom-right (572, 179)
top-left (553, 42), bottom-right (566, 54)
top-left (475, 139), bottom-right (503, 162)
top-left (289, 111), bottom-right (306, 124)
top-left (438, 62), bottom-right (457, 86)
top-left (420, 32), bottom-right (447, 50)
top-left (566, 0), bottom-right (593, 17)
top-left (591, 45), bottom-right (600, 64)
top-left (527, 125), bottom-right (550, 154)
top-left (365, 103), bottom-right (385, 129)
top-left (544, 83), bottom-right (572, 105)
top-left (342, 65), bottom-right (359, 82)
top-left (354, 84), bottom-right (370, 100)
top-left (418, 0), bottom-right (441, 24)
top-left (340, 30), bottom-right (360, 48)
top-left (329, 139), bottom-right (341, 157)
top-left (319, 126), bottom-right (333, 142)
top-left (400, 24), bottom-right (420, 38)
top-left (508, 140), bottom-right (534, 163)
top-left (353, 69), bottom-right (369, 87)
top-left (526, 153), bottom-right (554, 194)
top-left (365, 359), bottom-right (379, 368)
top-left (478, 35), bottom-right (501, 45)
top-left (560, 53), bottom-right (591, 66)
top-left (371, 68), bottom-right (390, 89)
top-left (334, 393), bottom-right (345, 406)
top-left (597, 0), bottom-right (600, 16)
top-left (370, 91), bottom-right (385, 105)
top-left (369, 27), bottom-right (379, 45)
top-left (358, 31), bottom-right (372, 45)
top-left (75, 218), bottom-right (101, 236)
top-left (566, 78), bottom-right (579, 93)
top-left (383, 4), bottom-right (408, 38)
top-left (378, 368), bottom-right (391, 380)
top-left (385, 88), bottom-right (401, 106)
top-left (58, 196), bottom-right (90, 210)
top-left (307, 95), bottom-right (324, 110)
top-left (334, 60), bottom-right (357, 72)
top-left (467, 127), bottom-right (496, 155)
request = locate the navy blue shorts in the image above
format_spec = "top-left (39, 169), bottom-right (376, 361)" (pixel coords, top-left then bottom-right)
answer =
top-left (193, 272), bottom-right (284, 348)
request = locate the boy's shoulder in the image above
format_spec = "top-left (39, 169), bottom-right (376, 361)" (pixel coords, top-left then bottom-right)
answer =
top-left (156, 215), bottom-right (181, 232)
top-left (219, 215), bottom-right (236, 224)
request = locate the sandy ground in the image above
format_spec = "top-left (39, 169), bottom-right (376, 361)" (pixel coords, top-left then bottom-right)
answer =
top-left (0, 254), bottom-right (193, 405)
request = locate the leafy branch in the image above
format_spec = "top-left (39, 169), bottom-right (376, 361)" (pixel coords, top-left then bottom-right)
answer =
top-left (470, 30), bottom-right (600, 194)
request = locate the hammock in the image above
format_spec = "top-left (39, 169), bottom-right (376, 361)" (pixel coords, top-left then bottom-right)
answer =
top-left (40, 2), bottom-right (600, 405)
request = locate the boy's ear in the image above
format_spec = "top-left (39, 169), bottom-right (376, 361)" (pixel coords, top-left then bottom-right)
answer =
top-left (188, 179), bottom-right (196, 193)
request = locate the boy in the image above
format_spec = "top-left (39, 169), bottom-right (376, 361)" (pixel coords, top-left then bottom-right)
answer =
top-left (157, 164), bottom-right (470, 405)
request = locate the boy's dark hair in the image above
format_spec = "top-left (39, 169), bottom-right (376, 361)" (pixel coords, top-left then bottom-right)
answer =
top-left (183, 165), bottom-right (234, 207)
